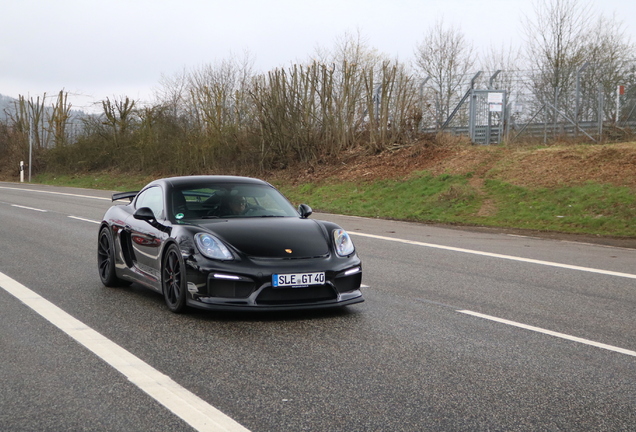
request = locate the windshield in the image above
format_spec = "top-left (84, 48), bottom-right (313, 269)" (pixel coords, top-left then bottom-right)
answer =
top-left (171, 183), bottom-right (299, 221)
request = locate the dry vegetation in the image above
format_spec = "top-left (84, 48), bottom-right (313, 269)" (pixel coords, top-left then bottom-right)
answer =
top-left (268, 138), bottom-right (636, 249)
top-left (3, 137), bottom-right (635, 193)
top-left (269, 138), bottom-right (636, 192)
top-left (2, 137), bottom-right (634, 247)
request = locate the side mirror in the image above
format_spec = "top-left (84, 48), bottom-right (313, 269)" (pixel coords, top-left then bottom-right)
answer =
top-left (133, 207), bottom-right (171, 233)
top-left (298, 204), bottom-right (313, 218)
top-left (134, 207), bottom-right (156, 222)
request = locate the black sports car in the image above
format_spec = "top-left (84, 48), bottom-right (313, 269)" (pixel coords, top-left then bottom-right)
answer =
top-left (97, 175), bottom-right (363, 312)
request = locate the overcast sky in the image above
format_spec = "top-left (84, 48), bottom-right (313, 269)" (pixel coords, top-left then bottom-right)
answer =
top-left (2, 0), bottom-right (634, 112)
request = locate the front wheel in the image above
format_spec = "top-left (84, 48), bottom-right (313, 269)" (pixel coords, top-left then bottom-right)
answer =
top-left (162, 244), bottom-right (187, 313)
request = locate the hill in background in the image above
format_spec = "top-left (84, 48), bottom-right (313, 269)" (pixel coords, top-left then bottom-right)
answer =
top-left (0, 94), bottom-right (17, 119)
top-left (0, 93), bottom-right (89, 122)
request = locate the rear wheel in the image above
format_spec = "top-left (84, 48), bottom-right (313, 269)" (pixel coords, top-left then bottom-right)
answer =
top-left (162, 244), bottom-right (187, 313)
top-left (97, 226), bottom-right (129, 287)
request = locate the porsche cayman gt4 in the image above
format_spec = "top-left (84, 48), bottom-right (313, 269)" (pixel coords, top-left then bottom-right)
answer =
top-left (97, 175), bottom-right (363, 313)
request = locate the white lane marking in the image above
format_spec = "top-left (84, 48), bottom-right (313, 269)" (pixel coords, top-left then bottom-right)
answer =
top-left (11, 204), bottom-right (48, 212)
top-left (0, 271), bottom-right (250, 432)
top-left (350, 232), bottom-right (636, 280)
top-left (458, 309), bottom-right (636, 357)
top-left (0, 185), bottom-right (111, 201)
top-left (69, 216), bottom-right (101, 224)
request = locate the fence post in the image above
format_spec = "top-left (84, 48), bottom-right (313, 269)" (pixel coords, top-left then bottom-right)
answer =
top-left (575, 62), bottom-right (590, 138)
top-left (419, 76), bottom-right (430, 132)
top-left (598, 83), bottom-right (604, 140)
top-left (553, 87), bottom-right (560, 138)
top-left (488, 70), bottom-right (501, 90)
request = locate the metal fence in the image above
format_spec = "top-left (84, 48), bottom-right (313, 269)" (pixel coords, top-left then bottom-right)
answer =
top-left (421, 66), bottom-right (636, 144)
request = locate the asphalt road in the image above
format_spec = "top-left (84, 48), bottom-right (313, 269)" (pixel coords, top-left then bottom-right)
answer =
top-left (1, 182), bottom-right (634, 431)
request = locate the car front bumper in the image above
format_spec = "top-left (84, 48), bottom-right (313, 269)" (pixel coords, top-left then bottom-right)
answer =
top-left (184, 253), bottom-right (363, 311)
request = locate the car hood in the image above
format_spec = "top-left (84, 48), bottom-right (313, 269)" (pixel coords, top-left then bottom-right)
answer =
top-left (198, 217), bottom-right (330, 258)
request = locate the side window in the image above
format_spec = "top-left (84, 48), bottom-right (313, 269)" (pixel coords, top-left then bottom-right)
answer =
top-left (135, 186), bottom-right (164, 219)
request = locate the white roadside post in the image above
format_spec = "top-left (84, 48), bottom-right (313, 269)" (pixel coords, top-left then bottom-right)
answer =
top-left (19, 161), bottom-right (24, 183)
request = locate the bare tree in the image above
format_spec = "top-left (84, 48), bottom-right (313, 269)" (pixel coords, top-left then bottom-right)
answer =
top-left (155, 67), bottom-right (190, 118)
top-left (10, 95), bottom-right (49, 149)
top-left (363, 61), bottom-right (419, 152)
top-left (313, 29), bottom-right (389, 74)
top-left (49, 90), bottom-right (72, 148)
top-left (522, 0), bottom-right (592, 118)
top-left (312, 29), bottom-right (391, 144)
top-left (414, 19), bottom-right (476, 128)
top-left (187, 52), bottom-right (256, 135)
top-left (479, 43), bottom-right (523, 90)
top-left (579, 13), bottom-right (636, 121)
top-left (102, 96), bottom-right (137, 148)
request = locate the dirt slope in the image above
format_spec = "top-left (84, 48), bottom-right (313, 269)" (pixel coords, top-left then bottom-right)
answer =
top-left (271, 140), bottom-right (636, 248)
top-left (276, 141), bottom-right (636, 190)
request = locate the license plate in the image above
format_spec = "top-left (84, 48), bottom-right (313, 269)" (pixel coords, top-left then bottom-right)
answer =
top-left (272, 272), bottom-right (325, 287)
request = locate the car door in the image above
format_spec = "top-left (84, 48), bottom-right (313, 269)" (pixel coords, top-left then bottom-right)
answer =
top-left (126, 186), bottom-right (169, 290)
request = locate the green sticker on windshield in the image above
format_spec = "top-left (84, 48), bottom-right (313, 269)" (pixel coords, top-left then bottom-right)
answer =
top-left (175, 213), bottom-right (184, 220)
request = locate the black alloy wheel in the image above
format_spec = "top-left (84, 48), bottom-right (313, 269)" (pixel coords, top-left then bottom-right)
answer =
top-left (97, 226), bottom-right (128, 287)
top-left (162, 244), bottom-right (187, 313)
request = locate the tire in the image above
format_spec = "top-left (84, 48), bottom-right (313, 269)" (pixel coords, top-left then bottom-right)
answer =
top-left (162, 243), bottom-right (187, 313)
top-left (97, 226), bottom-right (129, 287)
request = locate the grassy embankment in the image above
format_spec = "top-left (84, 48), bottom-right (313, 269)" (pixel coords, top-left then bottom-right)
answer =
top-left (32, 142), bottom-right (636, 238)
top-left (278, 175), bottom-right (636, 237)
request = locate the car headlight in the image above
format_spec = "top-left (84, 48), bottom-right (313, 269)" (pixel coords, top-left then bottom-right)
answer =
top-left (194, 233), bottom-right (233, 260)
top-left (333, 229), bottom-right (355, 256)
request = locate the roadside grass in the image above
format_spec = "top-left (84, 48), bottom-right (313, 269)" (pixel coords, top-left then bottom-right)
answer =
top-left (477, 180), bottom-right (636, 237)
top-left (279, 175), bottom-right (636, 238)
top-left (30, 171), bottom-right (636, 238)
top-left (278, 173), bottom-right (482, 224)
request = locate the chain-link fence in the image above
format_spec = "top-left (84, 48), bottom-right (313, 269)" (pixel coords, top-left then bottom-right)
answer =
top-left (420, 64), bottom-right (636, 143)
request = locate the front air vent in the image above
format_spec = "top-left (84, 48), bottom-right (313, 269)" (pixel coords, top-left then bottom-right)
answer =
top-left (256, 285), bottom-right (337, 305)
top-left (250, 253), bottom-right (330, 261)
top-left (207, 279), bottom-right (255, 298)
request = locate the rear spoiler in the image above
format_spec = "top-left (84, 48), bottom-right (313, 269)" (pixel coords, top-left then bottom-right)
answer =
top-left (112, 191), bottom-right (139, 202)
